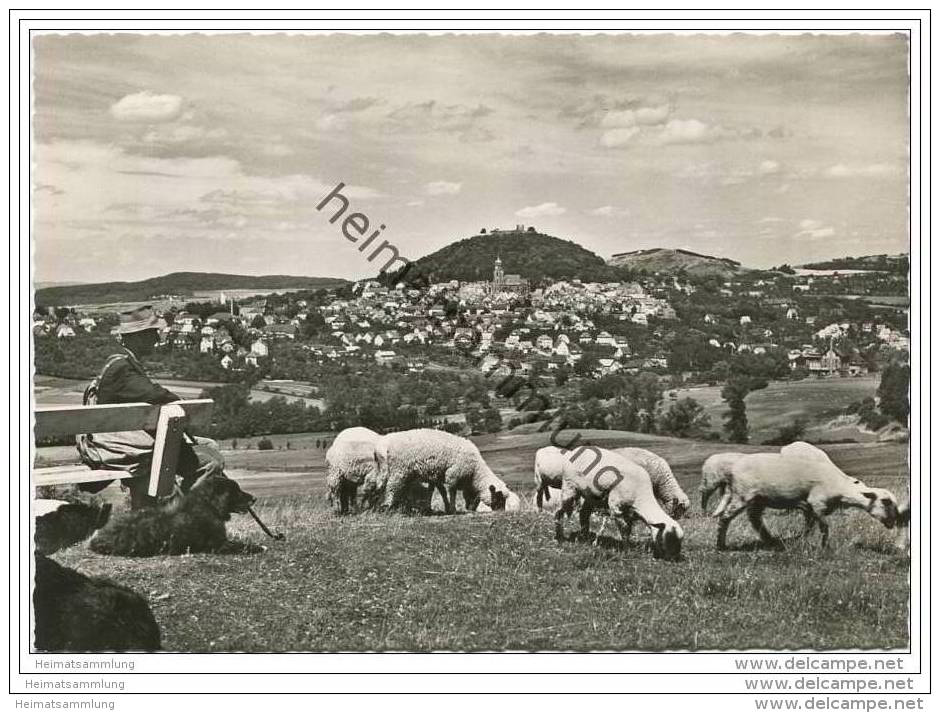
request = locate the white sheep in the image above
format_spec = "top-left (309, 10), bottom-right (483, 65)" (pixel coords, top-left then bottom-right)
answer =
top-left (613, 447), bottom-right (690, 519)
top-left (713, 452), bottom-right (900, 550)
top-left (325, 427), bottom-right (380, 514)
top-left (779, 441), bottom-right (835, 464)
top-left (535, 445), bottom-right (688, 519)
top-left (553, 446), bottom-right (684, 561)
top-left (533, 446), bottom-right (571, 509)
top-left (896, 494), bottom-right (911, 555)
top-left (371, 428), bottom-right (516, 514)
top-left (699, 452), bottom-right (748, 513)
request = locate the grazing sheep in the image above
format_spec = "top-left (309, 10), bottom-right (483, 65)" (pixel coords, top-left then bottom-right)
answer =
top-left (614, 447), bottom-right (690, 519)
top-left (896, 495), bottom-right (911, 554)
top-left (371, 429), bottom-right (515, 514)
top-left (35, 498), bottom-right (112, 555)
top-left (89, 475), bottom-right (260, 556)
top-left (553, 446), bottom-right (684, 561)
top-left (779, 441), bottom-right (835, 465)
top-left (34, 554), bottom-right (161, 652)
top-left (325, 427), bottom-right (381, 515)
top-left (700, 452), bottom-right (747, 513)
top-left (533, 446), bottom-right (572, 509)
top-left (713, 452), bottom-right (899, 550)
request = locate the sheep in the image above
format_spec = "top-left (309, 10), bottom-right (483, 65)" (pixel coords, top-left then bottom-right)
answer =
top-left (325, 427), bottom-right (380, 515)
top-left (896, 494), bottom-right (911, 554)
top-left (779, 441), bottom-right (835, 465)
top-left (713, 452), bottom-right (900, 550)
top-left (613, 447), bottom-right (690, 519)
top-left (370, 429), bottom-right (516, 514)
top-left (535, 445), bottom-right (688, 519)
top-left (699, 452), bottom-right (747, 513)
top-left (553, 445), bottom-right (684, 561)
top-left (533, 446), bottom-right (572, 509)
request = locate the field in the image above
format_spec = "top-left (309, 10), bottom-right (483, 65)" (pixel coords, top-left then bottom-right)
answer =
top-left (33, 374), bottom-right (320, 411)
top-left (667, 376), bottom-right (882, 444)
top-left (43, 429), bottom-right (911, 652)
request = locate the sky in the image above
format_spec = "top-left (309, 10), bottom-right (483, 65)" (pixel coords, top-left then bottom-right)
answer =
top-left (32, 32), bottom-right (910, 284)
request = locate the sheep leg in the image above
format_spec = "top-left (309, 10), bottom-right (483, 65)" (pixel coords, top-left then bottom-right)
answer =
top-left (593, 513), bottom-right (609, 546)
top-left (799, 505), bottom-right (818, 537)
top-left (555, 496), bottom-right (577, 542)
top-left (711, 486), bottom-right (733, 519)
top-left (434, 483), bottom-right (452, 513)
top-left (807, 499), bottom-right (832, 548)
top-left (381, 476), bottom-right (407, 513)
top-left (579, 501), bottom-right (595, 542)
top-left (613, 510), bottom-right (635, 549)
top-left (746, 505), bottom-right (783, 549)
top-left (716, 500), bottom-right (748, 551)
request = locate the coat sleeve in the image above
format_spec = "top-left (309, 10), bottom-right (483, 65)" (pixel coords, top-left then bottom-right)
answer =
top-left (99, 359), bottom-right (181, 405)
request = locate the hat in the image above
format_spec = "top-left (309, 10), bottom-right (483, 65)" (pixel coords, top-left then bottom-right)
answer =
top-left (117, 306), bottom-right (162, 335)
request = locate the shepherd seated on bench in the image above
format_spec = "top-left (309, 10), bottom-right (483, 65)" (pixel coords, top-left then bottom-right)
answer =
top-left (76, 306), bottom-right (225, 509)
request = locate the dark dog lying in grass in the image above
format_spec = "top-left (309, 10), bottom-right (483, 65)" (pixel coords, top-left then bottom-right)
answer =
top-left (35, 498), bottom-right (112, 555)
top-left (33, 495), bottom-right (160, 651)
top-left (89, 475), bottom-right (261, 556)
top-left (34, 554), bottom-right (161, 652)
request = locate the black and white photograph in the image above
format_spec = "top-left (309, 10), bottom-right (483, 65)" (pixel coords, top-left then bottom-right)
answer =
top-left (15, 8), bottom-right (927, 706)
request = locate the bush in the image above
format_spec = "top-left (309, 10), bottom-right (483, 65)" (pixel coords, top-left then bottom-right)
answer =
top-left (762, 418), bottom-right (807, 446)
top-left (658, 397), bottom-right (710, 439)
top-left (257, 437), bottom-right (274, 451)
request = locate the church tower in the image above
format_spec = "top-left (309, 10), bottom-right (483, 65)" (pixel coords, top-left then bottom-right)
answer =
top-left (493, 254), bottom-right (504, 291)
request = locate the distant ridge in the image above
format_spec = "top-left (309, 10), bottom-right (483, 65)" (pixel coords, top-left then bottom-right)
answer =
top-left (35, 271), bottom-right (348, 306)
top-left (798, 253), bottom-right (908, 272)
top-left (607, 247), bottom-right (745, 278)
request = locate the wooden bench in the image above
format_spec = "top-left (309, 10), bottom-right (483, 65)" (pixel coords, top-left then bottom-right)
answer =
top-left (34, 399), bottom-right (215, 498)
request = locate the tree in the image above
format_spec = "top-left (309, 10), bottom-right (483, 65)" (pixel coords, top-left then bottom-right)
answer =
top-left (877, 363), bottom-right (910, 424)
top-left (257, 437), bottom-right (274, 451)
top-left (659, 398), bottom-right (711, 439)
top-left (554, 365), bottom-right (570, 386)
top-left (721, 377), bottom-right (767, 443)
top-left (251, 315), bottom-right (267, 329)
top-left (482, 407), bottom-right (503, 433)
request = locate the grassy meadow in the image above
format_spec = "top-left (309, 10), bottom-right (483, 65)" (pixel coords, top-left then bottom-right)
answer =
top-left (44, 429), bottom-right (911, 652)
top-left (667, 376), bottom-right (883, 443)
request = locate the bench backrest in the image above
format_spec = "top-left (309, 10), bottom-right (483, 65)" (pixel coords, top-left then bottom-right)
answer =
top-left (34, 399), bottom-right (215, 440)
top-left (34, 399), bottom-right (215, 499)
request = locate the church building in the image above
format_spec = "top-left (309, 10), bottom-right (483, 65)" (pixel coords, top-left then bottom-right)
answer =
top-left (488, 254), bottom-right (530, 296)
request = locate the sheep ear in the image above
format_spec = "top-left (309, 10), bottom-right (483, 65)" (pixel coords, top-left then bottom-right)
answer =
top-left (862, 491), bottom-right (878, 501)
top-left (653, 522), bottom-right (666, 531)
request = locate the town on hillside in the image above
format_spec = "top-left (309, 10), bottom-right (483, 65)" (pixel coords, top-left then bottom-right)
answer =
top-left (34, 243), bottom-right (910, 443)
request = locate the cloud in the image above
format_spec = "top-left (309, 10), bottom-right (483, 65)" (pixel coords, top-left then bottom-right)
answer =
top-left (826, 163), bottom-right (899, 178)
top-left (516, 202), bottom-right (566, 218)
top-left (110, 91), bottom-right (183, 122)
top-left (406, 200), bottom-right (424, 207)
top-left (795, 218), bottom-right (836, 240)
top-left (600, 105), bottom-right (670, 128)
top-left (142, 124), bottom-right (228, 144)
top-left (758, 216), bottom-right (784, 223)
top-left (758, 160), bottom-right (780, 175)
top-left (387, 101), bottom-right (492, 134)
top-left (425, 180), bottom-right (462, 196)
top-left (656, 118), bottom-right (714, 145)
top-left (588, 205), bottom-right (630, 217)
top-left (599, 127), bottom-right (640, 148)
